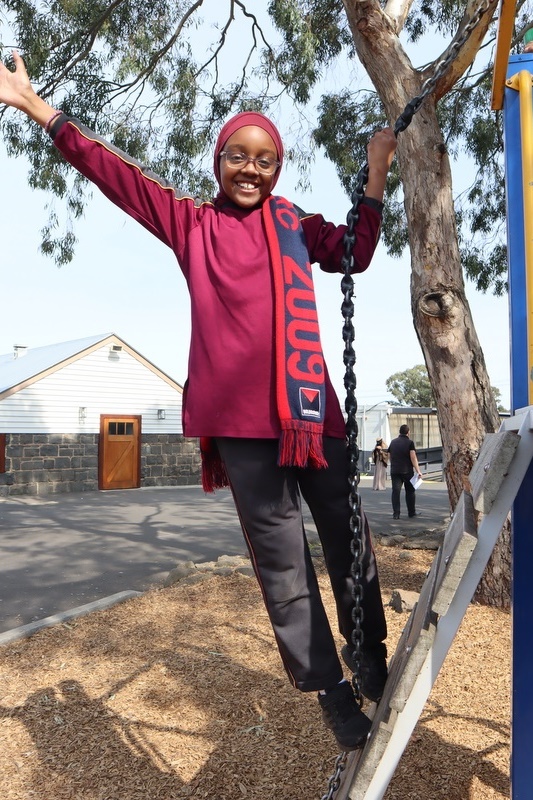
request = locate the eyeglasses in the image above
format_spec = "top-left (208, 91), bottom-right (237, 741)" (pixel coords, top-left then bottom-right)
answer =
top-left (219, 151), bottom-right (280, 175)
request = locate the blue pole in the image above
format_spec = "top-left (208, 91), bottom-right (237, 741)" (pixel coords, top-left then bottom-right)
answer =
top-left (505, 56), bottom-right (528, 407)
top-left (504, 52), bottom-right (533, 799)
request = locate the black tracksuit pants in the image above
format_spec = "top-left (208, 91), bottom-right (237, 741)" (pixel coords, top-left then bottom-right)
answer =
top-left (215, 436), bottom-right (387, 692)
top-left (391, 471), bottom-right (416, 516)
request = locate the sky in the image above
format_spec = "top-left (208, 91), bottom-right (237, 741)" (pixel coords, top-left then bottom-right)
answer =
top-left (0, 8), bottom-right (512, 410)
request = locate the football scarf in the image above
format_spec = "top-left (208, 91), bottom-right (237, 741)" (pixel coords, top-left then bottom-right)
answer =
top-left (263, 195), bottom-right (327, 469)
top-left (201, 195), bottom-right (328, 492)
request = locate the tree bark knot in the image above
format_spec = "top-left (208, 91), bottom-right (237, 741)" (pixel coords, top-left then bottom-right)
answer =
top-left (419, 291), bottom-right (455, 318)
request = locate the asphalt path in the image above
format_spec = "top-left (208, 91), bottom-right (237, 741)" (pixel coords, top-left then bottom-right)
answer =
top-left (0, 477), bottom-right (450, 634)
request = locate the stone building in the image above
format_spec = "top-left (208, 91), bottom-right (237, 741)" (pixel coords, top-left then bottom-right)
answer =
top-left (0, 333), bottom-right (201, 496)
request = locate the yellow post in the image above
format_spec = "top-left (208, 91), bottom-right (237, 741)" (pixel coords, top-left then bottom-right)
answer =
top-left (491, 0), bottom-right (518, 110)
top-left (507, 69), bottom-right (533, 401)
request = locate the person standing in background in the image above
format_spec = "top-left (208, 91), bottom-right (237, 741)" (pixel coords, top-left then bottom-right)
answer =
top-left (387, 425), bottom-right (422, 519)
top-left (372, 438), bottom-right (388, 490)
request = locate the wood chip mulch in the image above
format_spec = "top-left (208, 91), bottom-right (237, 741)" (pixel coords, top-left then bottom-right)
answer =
top-left (0, 546), bottom-right (510, 799)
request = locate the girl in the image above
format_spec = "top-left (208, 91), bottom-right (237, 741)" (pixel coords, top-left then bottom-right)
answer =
top-left (0, 51), bottom-right (397, 751)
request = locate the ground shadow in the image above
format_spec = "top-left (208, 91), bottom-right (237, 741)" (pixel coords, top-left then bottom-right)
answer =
top-left (0, 580), bottom-right (331, 799)
top-left (385, 703), bottom-right (509, 799)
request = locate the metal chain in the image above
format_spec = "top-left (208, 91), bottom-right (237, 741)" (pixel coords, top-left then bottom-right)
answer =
top-left (320, 752), bottom-right (348, 800)
top-left (394, 0), bottom-right (495, 136)
top-left (341, 173), bottom-right (366, 704)
top-left (322, 1), bottom-right (495, 797)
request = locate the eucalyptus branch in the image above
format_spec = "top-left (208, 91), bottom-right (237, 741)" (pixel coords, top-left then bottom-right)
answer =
top-left (384, 0), bottom-right (416, 35)
top-left (37, 0), bottom-right (127, 97)
top-left (193, 0), bottom-right (285, 107)
top-left (226, 45), bottom-right (253, 106)
top-left (432, 0), bottom-right (498, 100)
top-left (235, 0), bottom-right (277, 55)
top-left (110, 0), bottom-right (206, 96)
top-left (514, 22), bottom-right (533, 47)
top-left (76, 0), bottom-right (205, 113)
top-left (193, 0), bottom-right (235, 78)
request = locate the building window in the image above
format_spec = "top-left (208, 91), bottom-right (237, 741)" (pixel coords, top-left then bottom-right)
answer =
top-left (108, 422), bottom-right (134, 436)
top-left (406, 417), bottom-right (425, 449)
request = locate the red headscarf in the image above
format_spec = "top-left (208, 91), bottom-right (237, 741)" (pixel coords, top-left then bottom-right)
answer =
top-left (213, 111), bottom-right (284, 195)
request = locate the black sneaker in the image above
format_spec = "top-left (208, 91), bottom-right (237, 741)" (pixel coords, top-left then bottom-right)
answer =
top-left (341, 643), bottom-right (388, 703)
top-left (318, 682), bottom-right (371, 751)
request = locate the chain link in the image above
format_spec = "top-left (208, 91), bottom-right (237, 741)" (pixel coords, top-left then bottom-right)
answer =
top-left (394, 0), bottom-right (495, 135)
top-left (322, 1), bottom-right (495, 797)
top-left (320, 752), bottom-right (348, 800)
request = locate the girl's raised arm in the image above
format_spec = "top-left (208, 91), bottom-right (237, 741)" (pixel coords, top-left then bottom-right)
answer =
top-left (365, 127), bottom-right (397, 203)
top-left (0, 51), bottom-right (57, 128)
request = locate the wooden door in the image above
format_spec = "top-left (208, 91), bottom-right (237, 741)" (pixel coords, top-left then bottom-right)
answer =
top-left (99, 415), bottom-right (141, 490)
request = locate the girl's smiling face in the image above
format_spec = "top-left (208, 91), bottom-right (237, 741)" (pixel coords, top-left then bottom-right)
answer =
top-left (219, 125), bottom-right (279, 209)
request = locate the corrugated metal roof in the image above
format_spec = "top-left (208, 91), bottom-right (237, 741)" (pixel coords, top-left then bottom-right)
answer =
top-left (0, 333), bottom-right (113, 394)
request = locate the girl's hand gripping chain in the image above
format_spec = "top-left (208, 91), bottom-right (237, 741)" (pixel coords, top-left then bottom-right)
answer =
top-left (365, 127), bottom-right (397, 202)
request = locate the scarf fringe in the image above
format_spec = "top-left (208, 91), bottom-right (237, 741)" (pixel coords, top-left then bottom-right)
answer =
top-left (278, 423), bottom-right (328, 469)
top-left (200, 437), bottom-right (229, 493)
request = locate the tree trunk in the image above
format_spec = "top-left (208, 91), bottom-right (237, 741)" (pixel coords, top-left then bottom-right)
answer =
top-left (342, 0), bottom-right (509, 606)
